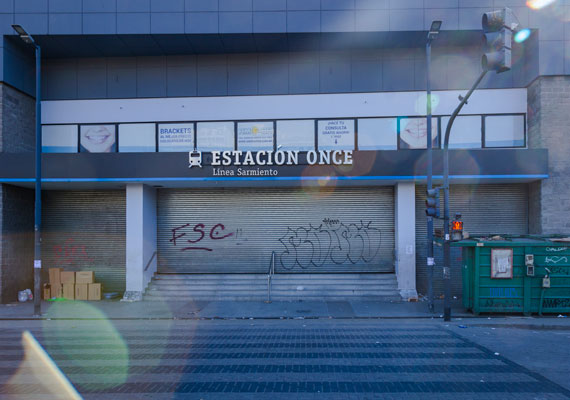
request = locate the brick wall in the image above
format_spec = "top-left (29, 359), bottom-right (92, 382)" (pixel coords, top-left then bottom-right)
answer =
top-left (0, 83), bottom-right (35, 303)
top-left (0, 185), bottom-right (34, 303)
top-left (0, 84), bottom-right (36, 153)
top-left (527, 76), bottom-right (570, 234)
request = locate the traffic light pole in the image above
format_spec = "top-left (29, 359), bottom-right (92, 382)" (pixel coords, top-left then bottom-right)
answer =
top-left (426, 38), bottom-right (435, 314)
top-left (442, 69), bottom-right (487, 321)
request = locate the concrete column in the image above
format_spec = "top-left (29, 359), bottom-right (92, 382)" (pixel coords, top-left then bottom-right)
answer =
top-left (123, 184), bottom-right (157, 302)
top-left (395, 182), bottom-right (417, 301)
top-left (528, 76), bottom-right (570, 234)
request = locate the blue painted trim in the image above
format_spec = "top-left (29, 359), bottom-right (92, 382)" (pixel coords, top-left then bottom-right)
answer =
top-left (0, 174), bottom-right (550, 183)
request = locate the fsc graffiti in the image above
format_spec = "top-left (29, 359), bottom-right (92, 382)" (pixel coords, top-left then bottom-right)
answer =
top-left (278, 220), bottom-right (382, 270)
top-left (170, 223), bottom-right (234, 251)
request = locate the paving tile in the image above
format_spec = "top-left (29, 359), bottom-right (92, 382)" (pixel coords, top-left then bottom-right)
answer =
top-left (0, 321), bottom-right (568, 398)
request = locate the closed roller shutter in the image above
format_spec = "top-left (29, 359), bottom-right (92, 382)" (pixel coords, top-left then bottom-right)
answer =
top-left (42, 191), bottom-right (126, 292)
top-left (158, 187), bottom-right (394, 273)
top-left (415, 183), bottom-right (528, 297)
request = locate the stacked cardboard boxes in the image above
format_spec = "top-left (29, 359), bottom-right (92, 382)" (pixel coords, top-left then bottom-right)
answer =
top-left (46, 268), bottom-right (101, 300)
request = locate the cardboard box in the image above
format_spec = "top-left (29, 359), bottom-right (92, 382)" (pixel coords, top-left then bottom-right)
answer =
top-left (75, 284), bottom-right (88, 301)
top-left (43, 284), bottom-right (51, 300)
top-left (51, 283), bottom-right (63, 299)
top-left (48, 268), bottom-right (62, 285)
top-left (60, 271), bottom-right (75, 284)
top-left (63, 283), bottom-right (75, 300)
top-left (76, 271), bottom-right (94, 284)
top-left (88, 283), bottom-right (101, 301)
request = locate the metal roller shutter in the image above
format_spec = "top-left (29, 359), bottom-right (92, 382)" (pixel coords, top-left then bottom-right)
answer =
top-left (42, 191), bottom-right (126, 292)
top-left (415, 183), bottom-right (529, 298)
top-left (158, 187), bottom-right (394, 273)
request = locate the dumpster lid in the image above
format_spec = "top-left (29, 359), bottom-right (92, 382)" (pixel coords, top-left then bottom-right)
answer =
top-left (449, 234), bottom-right (570, 247)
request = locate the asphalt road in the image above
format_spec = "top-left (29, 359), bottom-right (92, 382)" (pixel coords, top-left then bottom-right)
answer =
top-left (0, 318), bottom-right (568, 399)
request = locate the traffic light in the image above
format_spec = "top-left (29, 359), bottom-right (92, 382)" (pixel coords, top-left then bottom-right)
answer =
top-left (481, 8), bottom-right (519, 73)
top-left (425, 188), bottom-right (440, 218)
top-left (451, 213), bottom-right (464, 241)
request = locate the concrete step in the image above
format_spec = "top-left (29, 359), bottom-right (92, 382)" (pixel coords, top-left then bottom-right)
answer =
top-left (155, 274), bottom-right (269, 281)
top-left (154, 273), bottom-right (396, 281)
top-left (144, 273), bottom-right (401, 302)
top-left (151, 281), bottom-right (397, 287)
top-left (144, 294), bottom-right (402, 302)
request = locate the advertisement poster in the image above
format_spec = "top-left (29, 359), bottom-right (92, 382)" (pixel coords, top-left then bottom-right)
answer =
top-left (491, 248), bottom-right (513, 279)
top-left (399, 117), bottom-right (438, 149)
top-left (80, 125), bottom-right (116, 153)
top-left (119, 123), bottom-right (156, 152)
top-left (237, 121), bottom-right (274, 151)
top-left (197, 122), bottom-right (235, 151)
top-left (317, 120), bottom-right (354, 150)
top-left (276, 120), bottom-right (315, 151)
top-left (158, 123), bottom-right (194, 152)
top-left (42, 125), bottom-right (78, 153)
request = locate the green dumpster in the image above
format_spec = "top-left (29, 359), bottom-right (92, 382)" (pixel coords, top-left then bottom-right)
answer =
top-left (455, 236), bottom-right (570, 315)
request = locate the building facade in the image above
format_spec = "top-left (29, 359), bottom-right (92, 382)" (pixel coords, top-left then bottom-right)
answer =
top-left (0, 0), bottom-right (568, 303)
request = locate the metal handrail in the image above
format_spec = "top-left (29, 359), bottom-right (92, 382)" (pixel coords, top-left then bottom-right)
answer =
top-left (266, 251), bottom-right (275, 303)
top-left (144, 251), bottom-right (158, 272)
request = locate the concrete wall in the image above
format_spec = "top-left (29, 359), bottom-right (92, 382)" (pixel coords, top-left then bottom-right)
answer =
top-left (38, 44), bottom-right (532, 100)
top-left (395, 182), bottom-right (417, 301)
top-left (0, 1), bottom-right (565, 98)
top-left (125, 183), bottom-right (157, 301)
top-left (528, 76), bottom-right (570, 234)
top-left (0, 1), bottom-right (563, 39)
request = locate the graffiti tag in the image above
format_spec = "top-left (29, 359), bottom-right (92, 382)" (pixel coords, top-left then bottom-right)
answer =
top-left (546, 247), bottom-right (567, 252)
top-left (548, 266), bottom-right (568, 275)
top-left (278, 220), bottom-right (381, 270)
top-left (542, 298), bottom-right (570, 308)
top-left (483, 299), bottom-right (521, 309)
top-left (489, 287), bottom-right (518, 298)
top-left (170, 223), bottom-right (234, 252)
top-left (545, 256), bottom-right (568, 264)
top-left (53, 238), bottom-right (93, 266)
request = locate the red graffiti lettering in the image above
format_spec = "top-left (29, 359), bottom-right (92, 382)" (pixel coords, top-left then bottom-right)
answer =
top-left (181, 246), bottom-right (213, 252)
top-left (170, 222), bottom-right (237, 252)
top-left (210, 223), bottom-right (234, 240)
top-left (53, 238), bottom-right (93, 266)
top-left (188, 223), bottom-right (206, 243)
top-left (170, 223), bottom-right (190, 246)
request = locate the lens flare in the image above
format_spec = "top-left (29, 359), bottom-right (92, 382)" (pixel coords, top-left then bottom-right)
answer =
top-left (414, 93), bottom-right (441, 115)
top-left (526, 0), bottom-right (556, 10)
top-left (43, 302), bottom-right (129, 391)
top-left (300, 165), bottom-right (338, 198)
top-left (514, 28), bottom-right (531, 43)
top-left (6, 331), bottom-right (82, 399)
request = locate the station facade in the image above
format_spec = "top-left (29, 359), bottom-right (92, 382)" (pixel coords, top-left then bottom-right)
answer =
top-left (0, 1), bottom-right (568, 303)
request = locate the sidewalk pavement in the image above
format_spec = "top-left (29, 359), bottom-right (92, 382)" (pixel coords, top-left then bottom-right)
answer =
top-left (0, 298), bottom-right (568, 322)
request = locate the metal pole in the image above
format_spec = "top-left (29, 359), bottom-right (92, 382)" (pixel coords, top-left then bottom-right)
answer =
top-left (426, 39), bottom-right (434, 314)
top-left (442, 69), bottom-right (487, 321)
top-left (33, 44), bottom-right (42, 317)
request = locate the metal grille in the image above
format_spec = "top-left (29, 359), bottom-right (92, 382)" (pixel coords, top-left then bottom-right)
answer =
top-left (157, 187), bottom-right (395, 273)
top-left (42, 191), bottom-right (126, 292)
top-left (415, 183), bottom-right (529, 297)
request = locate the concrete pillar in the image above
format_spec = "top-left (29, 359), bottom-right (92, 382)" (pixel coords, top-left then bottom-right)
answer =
top-left (395, 182), bottom-right (417, 301)
top-left (527, 76), bottom-right (570, 234)
top-left (123, 184), bottom-right (157, 302)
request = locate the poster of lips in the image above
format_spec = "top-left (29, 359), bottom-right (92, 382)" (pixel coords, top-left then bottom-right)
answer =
top-left (80, 125), bottom-right (116, 153)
